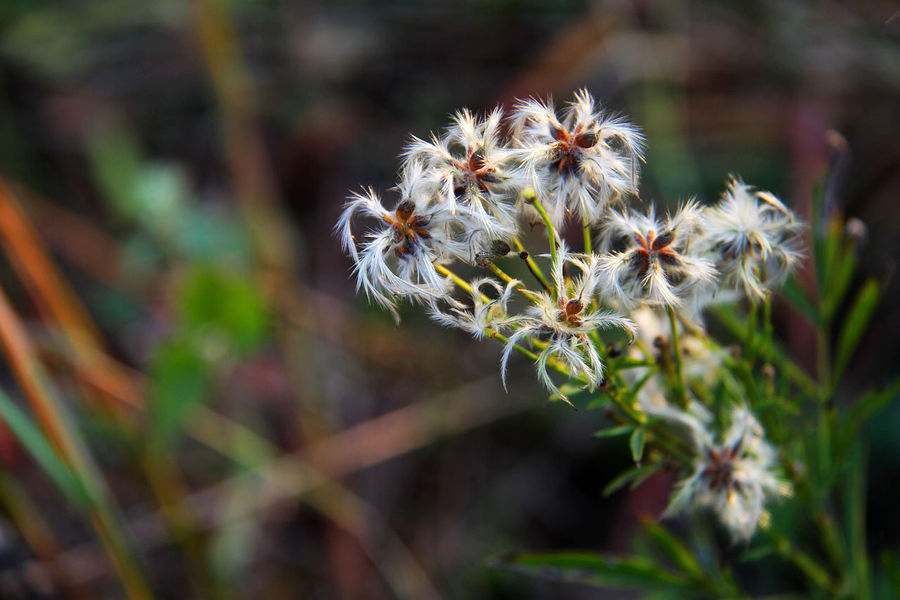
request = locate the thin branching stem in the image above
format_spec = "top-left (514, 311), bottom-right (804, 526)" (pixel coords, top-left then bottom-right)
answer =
top-left (434, 263), bottom-right (578, 382)
top-left (582, 215), bottom-right (592, 254)
top-left (510, 237), bottom-right (552, 293)
top-left (488, 263), bottom-right (542, 302)
top-left (667, 305), bottom-right (687, 408)
top-left (530, 198), bottom-right (557, 269)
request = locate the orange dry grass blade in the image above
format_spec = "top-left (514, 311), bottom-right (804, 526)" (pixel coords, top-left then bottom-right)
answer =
top-left (0, 178), bottom-right (142, 413)
top-left (0, 284), bottom-right (153, 600)
top-left (0, 181), bottom-right (101, 345)
top-left (0, 285), bottom-right (80, 457)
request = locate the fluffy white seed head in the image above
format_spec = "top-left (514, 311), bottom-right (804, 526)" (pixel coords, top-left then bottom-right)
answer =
top-left (427, 277), bottom-right (521, 339)
top-left (402, 108), bottom-right (521, 260)
top-left (701, 177), bottom-right (802, 301)
top-left (664, 405), bottom-right (789, 542)
top-left (598, 201), bottom-right (716, 308)
top-left (500, 243), bottom-right (635, 403)
top-left (336, 181), bottom-right (461, 322)
top-left (508, 89), bottom-right (644, 227)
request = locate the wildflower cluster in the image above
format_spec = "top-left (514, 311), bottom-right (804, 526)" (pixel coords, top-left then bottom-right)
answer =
top-left (337, 90), bottom-right (802, 543)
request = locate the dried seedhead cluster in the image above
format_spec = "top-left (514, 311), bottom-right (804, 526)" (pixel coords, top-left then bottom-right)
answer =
top-left (337, 90), bottom-right (803, 542)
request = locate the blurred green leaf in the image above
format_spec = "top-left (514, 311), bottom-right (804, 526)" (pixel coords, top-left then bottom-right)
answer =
top-left (875, 550), bottom-right (900, 599)
top-left (822, 250), bottom-right (857, 321)
top-left (629, 427), bottom-right (646, 464)
top-left (603, 463), bottom-right (659, 497)
top-left (782, 277), bottom-right (821, 326)
top-left (844, 442), bottom-right (869, 599)
top-left (833, 278), bottom-right (880, 384)
top-left (176, 265), bottom-right (268, 354)
top-left (839, 377), bottom-right (900, 459)
top-left (0, 387), bottom-right (90, 508)
top-left (506, 551), bottom-right (692, 590)
top-left (641, 520), bottom-right (704, 581)
top-left (709, 305), bottom-right (817, 395)
top-left (593, 424), bottom-right (633, 439)
top-left (148, 337), bottom-right (212, 446)
top-left (86, 126), bottom-right (144, 220)
top-left (740, 543), bottom-right (776, 562)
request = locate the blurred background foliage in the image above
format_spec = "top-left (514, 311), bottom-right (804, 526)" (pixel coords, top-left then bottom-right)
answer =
top-left (0, 0), bottom-right (897, 598)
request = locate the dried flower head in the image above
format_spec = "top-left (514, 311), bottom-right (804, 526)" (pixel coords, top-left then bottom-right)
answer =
top-left (428, 277), bottom-right (520, 339)
top-left (500, 244), bottom-right (635, 403)
top-left (336, 167), bottom-right (464, 321)
top-left (664, 405), bottom-right (790, 542)
top-left (702, 177), bottom-right (802, 300)
top-left (403, 108), bottom-right (520, 258)
top-left (599, 201), bottom-right (716, 307)
top-left (509, 89), bottom-right (644, 227)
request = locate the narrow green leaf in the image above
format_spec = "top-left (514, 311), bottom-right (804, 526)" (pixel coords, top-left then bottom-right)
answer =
top-left (630, 428), bottom-right (646, 464)
top-left (614, 358), bottom-right (657, 370)
top-left (845, 377), bottom-right (900, 438)
top-left (836, 376), bottom-right (900, 461)
top-left (593, 424), bottom-right (633, 439)
top-left (0, 387), bottom-right (90, 508)
top-left (740, 544), bottom-right (776, 562)
top-left (821, 218), bottom-right (843, 297)
top-left (625, 370), bottom-right (656, 403)
top-left (822, 251), bottom-right (857, 320)
top-left (641, 519), bottom-right (704, 581)
top-left (507, 551), bottom-right (691, 590)
top-left (709, 305), bottom-right (817, 395)
top-left (603, 464), bottom-right (659, 497)
top-left (833, 278), bottom-right (881, 383)
top-left (845, 443), bottom-right (870, 599)
top-left (781, 277), bottom-right (820, 326)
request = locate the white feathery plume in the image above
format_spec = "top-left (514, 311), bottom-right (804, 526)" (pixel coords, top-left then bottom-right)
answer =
top-left (403, 108), bottom-right (520, 259)
top-left (701, 176), bottom-right (802, 301)
top-left (336, 168), bottom-right (463, 321)
top-left (664, 405), bottom-right (790, 542)
top-left (427, 277), bottom-right (520, 339)
top-left (508, 88), bottom-right (644, 227)
top-left (499, 243), bottom-right (635, 403)
top-left (598, 201), bottom-right (716, 308)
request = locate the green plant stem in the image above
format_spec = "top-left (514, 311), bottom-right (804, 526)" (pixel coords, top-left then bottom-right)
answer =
top-left (434, 263), bottom-right (488, 302)
top-left (746, 301), bottom-right (758, 363)
top-left (582, 215), bottom-right (592, 254)
top-left (632, 337), bottom-right (655, 364)
top-left (530, 199), bottom-right (557, 269)
top-left (763, 298), bottom-right (774, 364)
top-left (667, 306), bottom-right (687, 408)
top-left (434, 263), bottom-right (574, 380)
top-left (817, 325), bottom-right (832, 403)
top-left (488, 263), bottom-right (541, 302)
top-left (511, 237), bottom-right (552, 293)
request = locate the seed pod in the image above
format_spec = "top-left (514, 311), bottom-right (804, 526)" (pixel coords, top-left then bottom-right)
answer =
top-left (475, 251), bottom-right (493, 267)
top-left (490, 240), bottom-right (511, 257)
top-left (395, 200), bottom-right (415, 221)
top-left (574, 132), bottom-right (598, 148)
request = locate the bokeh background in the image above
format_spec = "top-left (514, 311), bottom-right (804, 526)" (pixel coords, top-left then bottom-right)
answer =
top-left (0, 0), bottom-right (898, 598)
